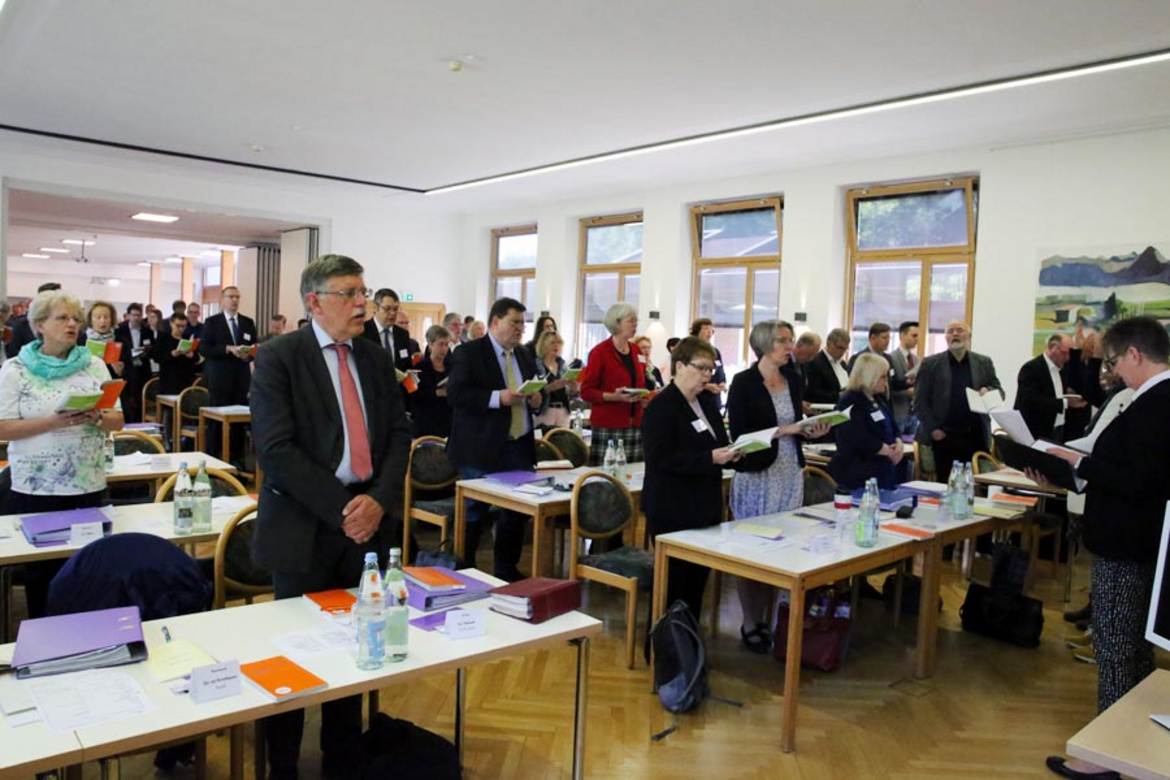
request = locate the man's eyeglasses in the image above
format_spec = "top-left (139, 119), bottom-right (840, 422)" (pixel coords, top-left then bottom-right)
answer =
top-left (504, 318), bottom-right (525, 328)
top-left (317, 287), bottom-right (372, 301)
top-left (1103, 354), bottom-right (1120, 369)
top-left (376, 304), bottom-right (399, 313)
top-left (688, 363), bottom-right (715, 374)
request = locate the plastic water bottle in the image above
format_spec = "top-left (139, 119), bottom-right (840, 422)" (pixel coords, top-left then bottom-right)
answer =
top-left (938, 484), bottom-right (955, 524)
top-left (604, 439), bottom-right (618, 477)
top-left (104, 433), bottom-right (115, 470)
top-left (384, 548), bottom-right (409, 663)
top-left (571, 409), bottom-right (584, 434)
top-left (856, 478), bottom-right (879, 547)
top-left (192, 460), bottom-right (213, 534)
top-left (963, 462), bottom-right (976, 519)
top-left (355, 552), bottom-right (386, 670)
top-left (173, 462), bottom-right (193, 536)
top-left (947, 461), bottom-right (965, 520)
top-left (833, 489), bottom-right (853, 548)
top-left (614, 444), bottom-right (628, 483)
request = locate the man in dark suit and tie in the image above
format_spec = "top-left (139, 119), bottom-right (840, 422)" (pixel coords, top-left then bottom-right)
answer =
top-left (1014, 333), bottom-right (1088, 442)
top-left (251, 255), bottom-right (411, 780)
top-left (805, 327), bottom-right (851, 405)
top-left (362, 288), bottom-right (417, 374)
top-left (198, 286), bottom-right (256, 459)
top-left (446, 296), bottom-right (544, 581)
top-left (888, 320), bottom-right (920, 433)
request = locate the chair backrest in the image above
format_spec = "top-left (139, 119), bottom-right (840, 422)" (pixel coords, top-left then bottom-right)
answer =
top-left (544, 428), bottom-right (589, 467)
top-left (801, 465), bottom-right (837, 506)
top-left (213, 503), bottom-right (272, 608)
top-left (178, 385), bottom-right (210, 421)
top-left (142, 376), bottom-right (159, 412)
top-left (46, 532), bottom-right (212, 619)
top-left (570, 470), bottom-right (635, 540)
top-left (914, 440), bottom-right (936, 482)
top-left (154, 466), bottom-right (249, 502)
top-left (972, 450), bottom-right (1002, 474)
top-left (535, 438), bottom-right (564, 463)
top-left (409, 436), bottom-right (457, 490)
top-left (113, 429), bottom-right (166, 455)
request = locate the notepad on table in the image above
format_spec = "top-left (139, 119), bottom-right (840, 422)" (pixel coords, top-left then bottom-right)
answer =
top-left (240, 655), bottom-right (327, 702)
top-left (303, 589), bottom-right (356, 616)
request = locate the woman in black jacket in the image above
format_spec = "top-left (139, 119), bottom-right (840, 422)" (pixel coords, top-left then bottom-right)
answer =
top-left (412, 325), bottom-right (453, 438)
top-left (828, 352), bottom-right (902, 490)
top-left (727, 320), bottom-right (828, 651)
top-left (641, 337), bottom-right (742, 618)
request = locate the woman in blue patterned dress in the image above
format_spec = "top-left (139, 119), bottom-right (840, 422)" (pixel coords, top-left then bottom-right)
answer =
top-left (727, 320), bottom-right (828, 652)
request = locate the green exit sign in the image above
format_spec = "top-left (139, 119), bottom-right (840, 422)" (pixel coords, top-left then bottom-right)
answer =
top-left (404, 293), bottom-right (414, 302)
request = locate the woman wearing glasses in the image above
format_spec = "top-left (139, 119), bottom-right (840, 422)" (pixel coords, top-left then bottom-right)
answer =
top-left (642, 336), bottom-right (742, 618)
top-left (727, 320), bottom-right (828, 652)
top-left (578, 302), bottom-right (649, 467)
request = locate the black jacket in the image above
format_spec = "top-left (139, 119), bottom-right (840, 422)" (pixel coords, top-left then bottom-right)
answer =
top-left (828, 389), bottom-right (898, 490)
top-left (1014, 354), bottom-right (1068, 441)
top-left (412, 357), bottom-right (451, 439)
top-left (640, 382), bottom-right (730, 534)
top-left (726, 361), bottom-right (806, 473)
top-left (198, 312), bottom-right (257, 405)
top-left (805, 351), bottom-right (846, 405)
top-left (362, 320), bottom-right (417, 374)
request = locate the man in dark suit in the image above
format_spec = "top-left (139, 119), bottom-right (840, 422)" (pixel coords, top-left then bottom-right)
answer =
top-left (792, 331), bottom-right (821, 412)
top-left (182, 302), bottom-right (203, 339)
top-left (888, 320), bottom-right (919, 433)
top-left (113, 302), bottom-right (156, 423)
top-left (362, 288), bottom-right (417, 373)
top-left (8, 282), bottom-right (61, 357)
top-left (1014, 333), bottom-right (1088, 442)
top-left (446, 296), bottom-right (544, 581)
top-left (805, 327), bottom-right (851, 405)
top-left (198, 286), bottom-right (256, 459)
top-left (251, 255), bottom-right (411, 780)
top-left (914, 320), bottom-right (1003, 478)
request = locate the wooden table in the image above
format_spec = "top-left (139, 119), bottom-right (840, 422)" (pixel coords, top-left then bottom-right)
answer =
top-left (651, 498), bottom-right (1030, 753)
top-left (0, 572), bottom-right (602, 780)
top-left (1067, 669), bottom-right (1170, 780)
top-left (156, 393), bottom-right (181, 452)
top-left (196, 405), bottom-right (254, 484)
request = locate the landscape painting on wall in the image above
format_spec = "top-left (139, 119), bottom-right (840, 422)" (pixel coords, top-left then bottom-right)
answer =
top-left (1033, 243), bottom-right (1170, 354)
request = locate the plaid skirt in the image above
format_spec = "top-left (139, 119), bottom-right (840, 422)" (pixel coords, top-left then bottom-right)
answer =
top-left (588, 426), bottom-right (644, 467)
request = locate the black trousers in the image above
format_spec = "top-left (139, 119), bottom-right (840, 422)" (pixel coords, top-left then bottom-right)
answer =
top-left (265, 524), bottom-right (377, 779)
top-left (458, 434), bottom-right (533, 578)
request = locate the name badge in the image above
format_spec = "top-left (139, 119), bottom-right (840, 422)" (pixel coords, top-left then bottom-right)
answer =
top-left (691, 419), bottom-right (707, 433)
top-left (70, 522), bottom-right (104, 546)
top-left (243, 333), bottom-right (253, 342)
top-left (399, 348), bottom-right (408, 358)
top-left (444, 609), bottom-right (485, 640)
top-left (143, 339), bottom-right (151, 345)
top-left (637, 354), bottom-right (647, 364)
top-left (715, 360), bottom-right (722, 367)
top-left (190, 660), bottom-right (242, 703)
top-left (870, 410), bottom-right (885, 422)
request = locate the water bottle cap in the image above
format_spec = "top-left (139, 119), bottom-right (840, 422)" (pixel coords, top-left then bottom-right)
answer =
top-left (364, 552), bottom-right (378, 562)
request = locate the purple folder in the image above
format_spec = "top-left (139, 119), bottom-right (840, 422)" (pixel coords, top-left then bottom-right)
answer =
top-left (406, 568), bottom-right (493, 612)
top-left (483, 470), bottom-right (553, 488)
top-left (12, 605), bottom-right (147, 677)
top-left (21, 507), bottom-right (112, 547)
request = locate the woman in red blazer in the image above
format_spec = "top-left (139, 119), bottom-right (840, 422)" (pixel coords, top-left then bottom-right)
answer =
top-left (579, 302), bottom-right (649, 467)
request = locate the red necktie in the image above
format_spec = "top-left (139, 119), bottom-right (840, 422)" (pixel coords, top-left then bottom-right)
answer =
top-left (330, 344), bottom-right (372, 481)
top-left (907, 352), bottom-right (916, 368)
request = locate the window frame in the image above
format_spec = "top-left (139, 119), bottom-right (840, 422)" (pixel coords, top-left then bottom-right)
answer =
top-left (577, 212), bottom-right (643, 354)
top-left (490, 224), bottom-right (538, 313)
top-left (689, 196), bottom-right (784, 365)
top-left (844, 178), bottom-right (978, 356)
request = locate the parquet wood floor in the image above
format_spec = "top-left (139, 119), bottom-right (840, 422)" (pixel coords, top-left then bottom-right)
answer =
top-left (20, 538), bottom-right (1158, 780)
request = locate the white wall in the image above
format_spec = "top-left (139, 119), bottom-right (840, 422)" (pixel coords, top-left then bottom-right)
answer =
top-left (456, 126), bottom-right (1170, 403)
top-left (0, 135), bottom-right (462, 314)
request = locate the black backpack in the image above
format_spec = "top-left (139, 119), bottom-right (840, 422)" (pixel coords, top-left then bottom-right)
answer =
top-left (357, 713), bottom-right (461, 779)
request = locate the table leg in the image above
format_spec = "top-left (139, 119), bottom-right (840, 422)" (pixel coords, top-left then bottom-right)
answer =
top-left (173, 404), bottom-right (182, 455)
top-left (780, 584), bottom-right (805, 753)
top-left (0, 565), bottom-right (11, 644)
top-left (229, 724), bottom-right (244, 780)
top-left (570, 637), bottom-right (590, 780)
top-left (531, 509), bottom-right (543, 578)
top-left (100, 757), bottom-right (120, 780)
top-left (455, 667), bottom-right (466, 767)
top-left (915, 545), bottom-right (942, 679)
top-left (222, 420), bottom-right (231, 464)
top-left (454, 486), bottom-right (466, 562)
top-left (196, 411), bottom-right (205, 454)
top-left (649, 541), bottom-right (669, 690)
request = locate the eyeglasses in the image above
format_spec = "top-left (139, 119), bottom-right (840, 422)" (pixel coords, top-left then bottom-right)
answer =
top-left (317, 287), bottom-right (372, 301)
top-left (504, 318), bottom-right (525, 328)
top-left (688, 363), bottom-right (715, 374)
top-left (1103, 353), bottom-right (1120, 369)
top-left (376, 303), bottom-right (399, 313)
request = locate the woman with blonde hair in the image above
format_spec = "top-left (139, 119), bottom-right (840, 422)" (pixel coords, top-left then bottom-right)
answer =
top-left (533, 330), bottom-right (575, 430)
top-left (828, 352), bottom-right (901, 489)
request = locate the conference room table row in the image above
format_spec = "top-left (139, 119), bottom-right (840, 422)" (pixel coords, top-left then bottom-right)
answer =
top-left (0, 572), bottom-right (601, 780)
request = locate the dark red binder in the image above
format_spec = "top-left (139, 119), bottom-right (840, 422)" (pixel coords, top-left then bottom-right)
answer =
top-left (489, 578), bottom-right (582, 624)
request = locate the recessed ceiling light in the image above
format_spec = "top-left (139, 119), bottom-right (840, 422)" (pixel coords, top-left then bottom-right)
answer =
top-left (22, 253), bottom-right (50, 259)
top-left (163, 256), bottom-right (182, 264)
top-left (137, 262), bottom-right (152, 267)
top-left (107, 279), bottom-right (122, 287)
top-left (39, 247), bottom-right (69, 254)
top-left (62, 239), bottom-right (95, 246)
top-left (131, 212), bottom-right (180, 223)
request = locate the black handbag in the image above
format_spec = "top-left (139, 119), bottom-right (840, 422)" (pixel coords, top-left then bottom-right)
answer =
top-left (414, 538), bottom-right (463, 571)
top-left (959, 582), bottom-right (1044, 648)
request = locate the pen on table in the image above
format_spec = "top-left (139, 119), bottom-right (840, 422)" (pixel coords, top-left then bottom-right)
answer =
top-left (161, 625), bottom-right (172, 643)
top-left (793, 510), bottom-right (834, 523)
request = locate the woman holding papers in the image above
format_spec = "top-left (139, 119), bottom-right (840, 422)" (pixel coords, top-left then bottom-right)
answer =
top-left (829, 352), bottom-right (902, 490)
top-left (579, 302), bottom-right (648, 466)
top-left (0, 290), bottom-right (124, 616)
top-left (79, 300), bottom-right (125, 379)
top-left (727, 320), bottom-right (829, 652)
top-left (412, 325), bottom-right (453, 438)
top-left (533, 330), bottom-right (576, 431)
top-left (642, 336), bottom-right (742, 619)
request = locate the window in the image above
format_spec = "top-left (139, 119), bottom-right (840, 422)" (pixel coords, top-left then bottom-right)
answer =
top-left (578, 213), bottom-right (642, 358)
top-left (846, 179), bottom-right (977, 356)
top-left (490, 225), bottom-right (538, 340)
top-left (689, 197), bottom-right (783, 378)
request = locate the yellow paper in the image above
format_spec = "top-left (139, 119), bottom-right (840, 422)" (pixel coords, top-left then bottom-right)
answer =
top-left (972, 503), bottom-right (1025, 520)
top-left (734, 523), bottom-right (784, 540)
top-left (145, 639), bottom-right (216, 682)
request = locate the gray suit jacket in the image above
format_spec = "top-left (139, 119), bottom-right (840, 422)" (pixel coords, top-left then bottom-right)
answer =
top-left (888, 348), bottom-right (914, 424)
top-left (913, 350), bottom-right (1003, 445)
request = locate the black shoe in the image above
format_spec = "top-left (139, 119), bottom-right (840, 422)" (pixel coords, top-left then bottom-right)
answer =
top-left (1045, 756), bottom-right (1120, 780)
top-left (322, 751), bottom-right (359, 779)
top-left (1063, 603), bottom-right (1091, 623)
top-left (740, 623), bottom-right (772, 655)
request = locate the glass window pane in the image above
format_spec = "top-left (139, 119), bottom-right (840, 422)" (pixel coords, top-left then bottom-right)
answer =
top-left (204, 265), bottom-right (221, 287)
top-left (699, 207), bottom-right (779, 258)
top-left (523, 277), bottom-right (536, 343)
top-left (623, 274), bottom-right (640, 311)
top-left (697, 267), bottom-right (747, 374)
top-left (585, 221), bottom-right (643, 265)
top-left (856, 189), bottom-right (968, 251)
top-left (495, 276), bottom-right (521, 303)
top-left (496, 232), bottom-right (538, 271)
top-left (926, 263), bottom-right (969, 355)
top-left (850, 261), bottom-right (922, 352)
top-left (751, 268), bottom-right (780, 328)
top-left (578, 272), bottom-right (619, 360)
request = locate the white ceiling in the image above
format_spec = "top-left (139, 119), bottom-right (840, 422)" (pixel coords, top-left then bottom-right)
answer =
top-left (1, 0), bottom-right (1170, 210)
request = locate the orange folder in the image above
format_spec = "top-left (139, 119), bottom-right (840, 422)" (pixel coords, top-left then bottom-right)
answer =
top-left (302, 589), bottom-right (356, 615)
top-left (240, 655), bottom-right (327, 701)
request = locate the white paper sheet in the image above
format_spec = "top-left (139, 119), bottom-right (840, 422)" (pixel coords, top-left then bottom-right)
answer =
top-left (269, 627), bottom-right (355, 658)
top-left (25, 669), bottom-right (155, 733)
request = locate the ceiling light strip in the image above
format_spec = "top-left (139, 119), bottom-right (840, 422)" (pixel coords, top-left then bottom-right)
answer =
top-left (426, 47), bottom-right (1170, 195)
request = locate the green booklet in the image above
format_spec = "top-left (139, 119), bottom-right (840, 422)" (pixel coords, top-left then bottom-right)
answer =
top-left (562, 368), bottom-right (582, 381)
top-left (729, 427), bottom-right (779, 453)
top-left (801, 406), bottom-right (852, 429)
top-left (517, 379), bottom-right (548, 394)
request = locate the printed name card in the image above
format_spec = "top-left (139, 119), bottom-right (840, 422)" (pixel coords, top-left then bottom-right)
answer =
top-left (70, 522), bottom-right (104, 546)
top-left (444, 609), bottom-right (485, 640)
top-left (190, 660), bottom-right (242, 703)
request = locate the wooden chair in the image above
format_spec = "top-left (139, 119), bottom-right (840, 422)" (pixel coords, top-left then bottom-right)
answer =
top-left (970, 450), bottom-right (1061, 586)
top-left (801, 465), bottom-right (837, 505)
top-left (176, 385), bottom-right (210, 452)
top-left (402, 436), bottom-right (457, 565)
top-left (971, 450), bottom-right (1001, 474)
top-left (212, 502), bottom-right (273, 609)
top-left (113, 429), bottom-right (165, 455)
top-left (568, 470), bottom-right (650, 669)
top-left (154, 466), bottom-right (249, 502)
top-left (913, 440), bottom-right (936, 482)
top-left (535, 437), bottom-right (565, 464)
top-left (544, 427), bottom-right (590, 468)
top-left (141, 377), bottom-right (160, 423)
